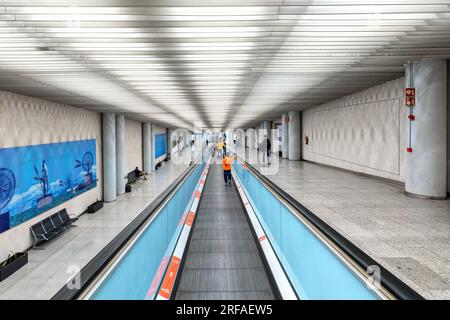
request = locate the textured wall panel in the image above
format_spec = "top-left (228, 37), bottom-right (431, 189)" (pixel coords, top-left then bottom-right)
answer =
top-left (125, 118), bottom-right (143, 173)
top-left (303, 78), bottom-right (407, 182)
top-left (0, 90), bottom-right (102, 260)
top-left (448, 61), bottom-right (450, 193)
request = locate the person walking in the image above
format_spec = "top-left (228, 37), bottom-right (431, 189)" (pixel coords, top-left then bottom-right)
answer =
top-left (222, 152), bottom-right (236, 187)
top-left (223, 139), bottom-right (227, 157)
top-left (215, 139), bottom-right (224, 158)
top-left (261, 134), bottom-right (272, 166)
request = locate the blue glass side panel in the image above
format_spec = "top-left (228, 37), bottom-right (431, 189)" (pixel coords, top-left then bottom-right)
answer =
top-left (232, 163), bottom-right (379, 300)
top-left (91, 164), bottom-right (204, 300)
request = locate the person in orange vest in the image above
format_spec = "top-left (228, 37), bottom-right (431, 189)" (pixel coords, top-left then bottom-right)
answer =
top-left (222, 152), bottom-right (237, 187)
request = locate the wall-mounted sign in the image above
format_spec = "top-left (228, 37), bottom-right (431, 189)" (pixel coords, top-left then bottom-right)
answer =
top-left (405, 88), bottom-right (416, 97)
top-left (405, 88), bottom-right (416, 107)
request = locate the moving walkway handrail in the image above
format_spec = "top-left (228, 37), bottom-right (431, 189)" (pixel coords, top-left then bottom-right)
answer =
top-left (52, 148), bottom-right (210, 300)
top-left (238, 159), bottom-right (424, 300)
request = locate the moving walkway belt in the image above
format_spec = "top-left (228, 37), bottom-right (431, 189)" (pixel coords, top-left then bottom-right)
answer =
top-left (174, 164), bottom-right (277, 300)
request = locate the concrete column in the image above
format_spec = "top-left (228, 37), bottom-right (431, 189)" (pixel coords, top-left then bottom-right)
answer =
top-left (288, 111), bottom-right (301, 161)
top-left (185, 131), bottom-right (190, 148)
top-left (405, 59), bottom-right (447, 199)
top-left (272, 121), bottom-right (279, 154)
top-left (235, 129), bottom-right (245, 148)
top-left (282, 113), bottom-right (289, 158)
top-left (166, 128), bottom-right (173, 160)
top-left (143, 122), bottom-right (152, 174)
top-left (255, 126), bottom-right (260, 148)
top-left (247, 128), bottom-right (255, 149)
top-left (102, 113), bottom-right (116, 202)
top-left (261, 121), bottom-right (271, 142)
top-left (115, 114), bottom-right (126, 195)
top-left (226, 129), bottom-right (233, 149)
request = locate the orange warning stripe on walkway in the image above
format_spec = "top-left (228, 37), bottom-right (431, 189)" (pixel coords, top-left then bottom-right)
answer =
top-left (259, 235), bottom-right (267, 242)
top-left (185, 211), bottom-right (195, 226)
top-left (158, 256), bottom-right (181, 299)
top-left (199, 179), bottom-right (205, 185)
top-left (195, 190), bottom-right (202, 199)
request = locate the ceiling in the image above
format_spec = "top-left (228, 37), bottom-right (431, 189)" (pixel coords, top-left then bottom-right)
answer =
top-left (1, 0), bottom-right (450, 129)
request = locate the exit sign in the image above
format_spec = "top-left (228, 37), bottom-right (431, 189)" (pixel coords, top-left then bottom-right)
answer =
top-left (405, 88), bottom-right (416, 107)
top-left (405, 88), bottom-right (415, 97)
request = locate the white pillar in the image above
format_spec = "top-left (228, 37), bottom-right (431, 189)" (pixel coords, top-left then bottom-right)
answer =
top-left (258, 123), bottom-right (263, 144)
top-left (226, 129), bottom-right (233, 150)
top-left (255, 126), bottom-right (260, 148)
top-left (102, 113), bottom-right (116, 202)
top-left (405, 59), bottom-right (447, 199)
top-left (282, 113), bottom-right (289, 159)
top-left (247, 128), bottom-right (255, 149)
top-left (235, 128), bottom-right (245, 148)
top-left (261, 121), bottom-right (271, 142)
top-left (185, 131), bottom-right (190, 148)
top-left (115, 114), bottom-right (126, 195)
top-left (167, 128), bottom-right (173, 160)
top-left (143, 123), bottom-right (152, 174)
top-left (288, 111), bottom-right (301, 161)
top-left (272, 121), bottom-right (279, 154)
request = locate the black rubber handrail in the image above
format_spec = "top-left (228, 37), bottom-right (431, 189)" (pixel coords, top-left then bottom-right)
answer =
top-left (241, 160), bottom-right (424, 300)
top-left (51, 161), bottom-right (200, 300)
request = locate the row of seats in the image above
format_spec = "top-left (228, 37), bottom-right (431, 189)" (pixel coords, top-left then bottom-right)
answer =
top-left (30, 209), bottom-right (79, 249)
top-left (30, 169), bottom-right (151, 249)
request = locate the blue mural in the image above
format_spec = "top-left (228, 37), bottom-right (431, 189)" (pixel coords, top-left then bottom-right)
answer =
top-left (155, 133), bottom-right (166, 159)
top-left (0, 139), bottom-right (96, 233)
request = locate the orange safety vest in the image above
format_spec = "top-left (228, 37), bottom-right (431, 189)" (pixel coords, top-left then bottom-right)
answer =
top-left (222, 156), bottom-right (234, 171)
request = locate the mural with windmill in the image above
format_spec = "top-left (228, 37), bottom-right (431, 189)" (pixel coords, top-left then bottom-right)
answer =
top-left (0, 139), bottom-right (96, 233)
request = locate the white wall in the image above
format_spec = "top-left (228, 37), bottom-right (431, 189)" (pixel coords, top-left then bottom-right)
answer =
top-left (0, 90), bottom-right (102, 261)
top-left (303, 78), bottom-right (407, 182)
top-left (125, 118), bottom-right (142, 173)
top-left (447, 61), bottom-right (450, 193)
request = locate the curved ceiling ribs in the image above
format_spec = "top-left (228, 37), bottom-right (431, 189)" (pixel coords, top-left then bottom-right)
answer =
top-left (1, 1), bottom-right (450, 129)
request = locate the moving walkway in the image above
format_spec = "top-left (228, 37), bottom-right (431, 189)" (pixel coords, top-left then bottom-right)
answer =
top-left (52, 150), bottom-right (423, 300)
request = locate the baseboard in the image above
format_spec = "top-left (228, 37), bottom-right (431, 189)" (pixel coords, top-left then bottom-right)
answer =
top-left (301, 159), bottom-right (405, 188)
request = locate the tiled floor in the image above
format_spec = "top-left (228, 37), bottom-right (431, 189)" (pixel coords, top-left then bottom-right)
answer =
top-left (238, 147), bottom-right (450, 300)
top-left (0, 149), bottom-right (192, 300)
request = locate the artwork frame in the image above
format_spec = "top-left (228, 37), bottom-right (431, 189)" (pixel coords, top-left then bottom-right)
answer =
top-left (0, 139), bottom-right (97, 233)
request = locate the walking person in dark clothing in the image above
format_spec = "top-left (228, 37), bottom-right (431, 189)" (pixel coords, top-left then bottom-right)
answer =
top-left (261, 134), bottom-right (272, 166)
